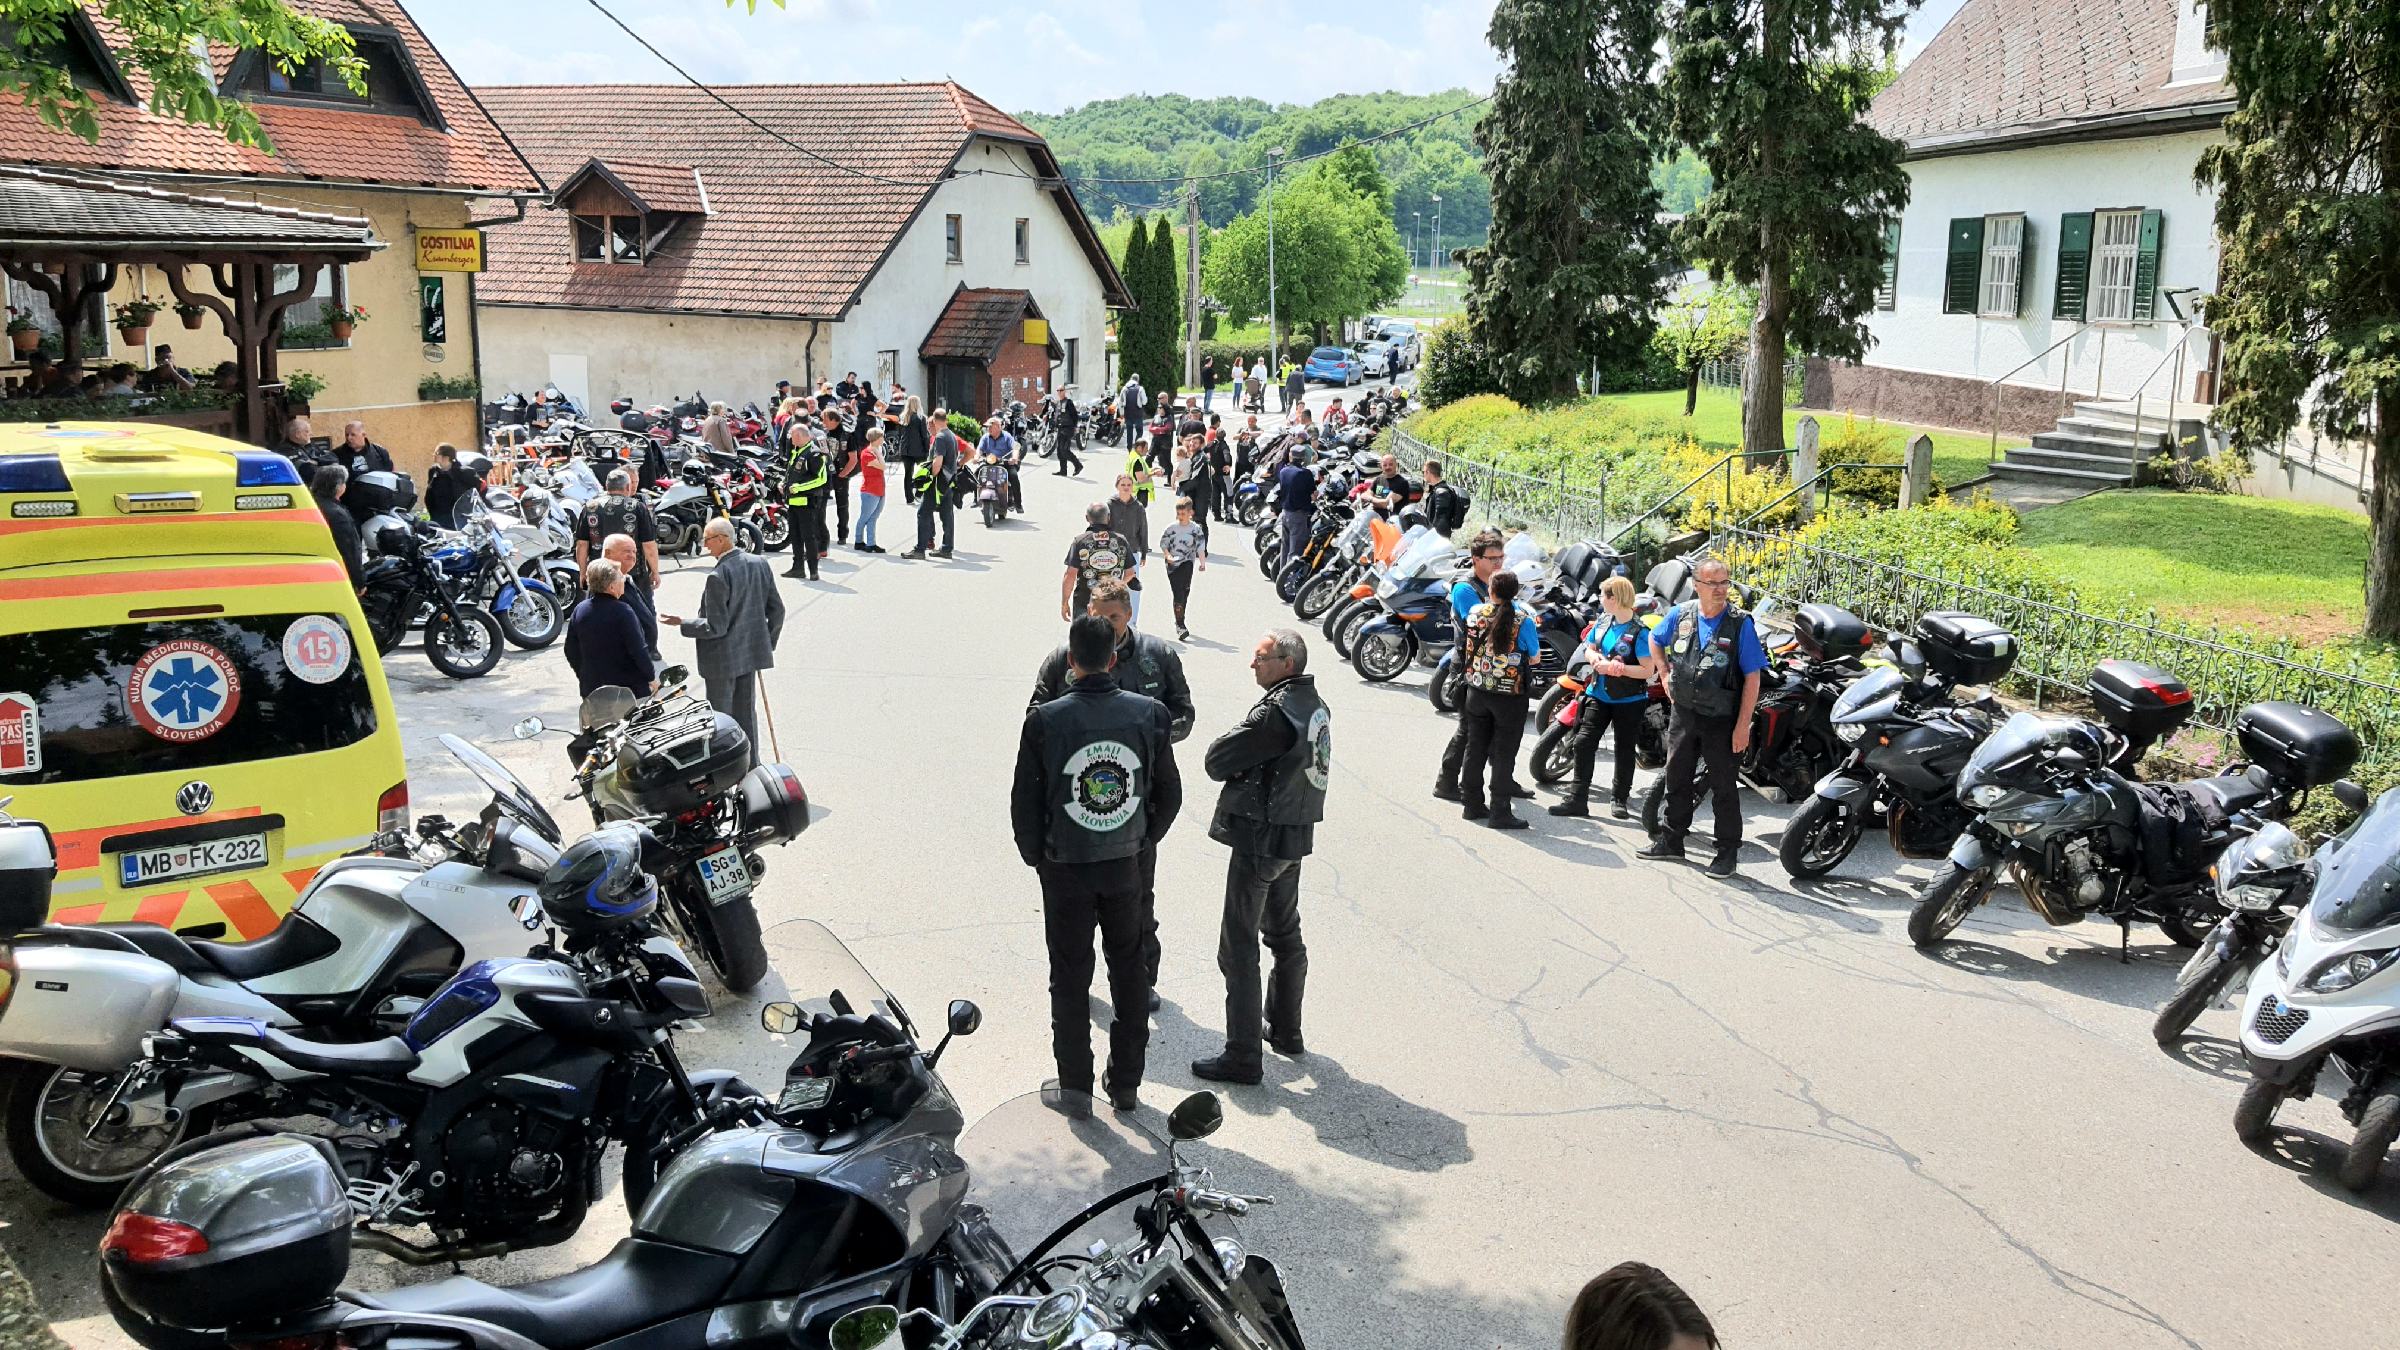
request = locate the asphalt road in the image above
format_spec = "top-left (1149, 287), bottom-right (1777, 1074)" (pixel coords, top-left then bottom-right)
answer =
top-left (13, 379), bottom-right (2400, 1348)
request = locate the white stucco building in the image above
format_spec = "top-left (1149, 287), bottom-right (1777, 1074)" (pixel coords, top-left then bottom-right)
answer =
top-left (1813, 0), bottom-right (2232, 487)
top-left (472, 82), bottom-right (1128, 419)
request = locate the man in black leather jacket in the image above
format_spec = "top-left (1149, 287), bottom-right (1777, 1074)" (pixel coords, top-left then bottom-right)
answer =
top-left (1010, 615), bottom-right (1183, 1113)
top-left (1192, 628), bottom-right (1330, 1085)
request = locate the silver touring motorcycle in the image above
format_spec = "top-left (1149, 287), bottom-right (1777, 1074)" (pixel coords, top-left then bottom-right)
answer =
top-left (97, 920), bottom-right (1308, 1350)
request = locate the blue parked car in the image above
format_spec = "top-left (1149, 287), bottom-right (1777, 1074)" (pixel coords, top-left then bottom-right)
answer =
top-left (1304, 345), bottom-right (1364, 386)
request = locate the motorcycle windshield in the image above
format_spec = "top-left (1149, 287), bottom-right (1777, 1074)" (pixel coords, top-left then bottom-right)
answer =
top-left (1833, 667), bottom-right (1904, 723)
top-left (956, 1088), bottom-right (1177, 1264)
top-left (437, 732), bottom-right (562, 843)
top-left (1389, 531), bottom-right (1456, 581)
top-left (1959, 711), bottom-right (2096, 791)
top-left (2307, 790), bottom-right (2400, 932)
top-left (760, 918), bottom-right (913, 1033)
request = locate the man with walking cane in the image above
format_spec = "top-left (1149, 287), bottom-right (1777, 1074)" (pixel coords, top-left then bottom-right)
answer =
top-left (661, 517), bottom-right (784, 769)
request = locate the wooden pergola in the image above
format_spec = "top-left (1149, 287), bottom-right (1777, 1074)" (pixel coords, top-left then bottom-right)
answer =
top-left (0, 166), bottom-right (382, 443)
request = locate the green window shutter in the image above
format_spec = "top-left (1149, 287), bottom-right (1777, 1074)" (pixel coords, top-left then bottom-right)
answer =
top-left (1942, 217), bottom-right (1983, 314)
top-left (2013, 215), bottom-right (2035, 317)
top-left (1876, 220), bottom-right (1900, 310)
top-left (2130, 209), bottom-right (2164, 322)
top-left (2053, 211), bottom-right (2093, 321)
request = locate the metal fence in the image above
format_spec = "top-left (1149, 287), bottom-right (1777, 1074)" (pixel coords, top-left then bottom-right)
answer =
top-left (1388, 427), bottom-right (1614, 544)
top-left (1718, 523), bottom-right (2400, 759)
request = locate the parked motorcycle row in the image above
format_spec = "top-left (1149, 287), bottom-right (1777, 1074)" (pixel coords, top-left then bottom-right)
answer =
top-left (1235, 482), bottom-right (2400, 1193)
top-left (0, 658), bottom-right (1306, 1347)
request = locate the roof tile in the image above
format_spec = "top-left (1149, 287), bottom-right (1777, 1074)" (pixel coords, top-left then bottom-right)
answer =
top-left (1869, 0), bottom-right (2226, 148)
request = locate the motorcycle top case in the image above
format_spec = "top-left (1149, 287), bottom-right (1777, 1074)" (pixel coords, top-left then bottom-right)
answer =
top-left (2088, 659), bottom-right (2196, 739)
top-left (2232, 700), bottom-right (2360, 788)
top-left (1917, 611), bottom-right (2018, 685)
top-left (1792, 603), bottom-right (1876, 662)
top-left (616, 706), bottom-right (752, 815)
top-left (345, 469), bottom-right (416, 516)
top-left (103, 1134), bottom-right (352, 1332)
top-left (738, 762), bottom-right (810, 846)
top-left (0, 815), bottom-right (57, 930)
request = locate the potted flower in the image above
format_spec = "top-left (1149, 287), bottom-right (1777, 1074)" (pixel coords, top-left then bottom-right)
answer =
top-left (283, 370), bottom-right (326, 407)
top-left (6, 308), bottom-right (40, 356)
top-left (327, 303), bottom-right (367, 343)
top-left (174, 300), bottom-right (208, 331)
top-left (111, 296), bottom-right (163, 347)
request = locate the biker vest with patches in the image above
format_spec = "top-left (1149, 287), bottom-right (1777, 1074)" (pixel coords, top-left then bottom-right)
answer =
top-left (1034, 680), bottom-right (1166, 865)
top-left (1664, 603), bottom-right (1750, 719)
top-left (1069, 530), bottom-right (1131, 593)
top-left (1221, 676), bottom-right (1331, 830)
top-left (785, 446), bottom-right (828, 507)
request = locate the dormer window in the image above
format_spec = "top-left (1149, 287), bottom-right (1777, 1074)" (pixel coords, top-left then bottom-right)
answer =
top-left (0, 14), bottom-right (134, 103)
top-left (229, 28), bottom-right (440, 124)
top-left (556, 159), bottom-right (708, 269)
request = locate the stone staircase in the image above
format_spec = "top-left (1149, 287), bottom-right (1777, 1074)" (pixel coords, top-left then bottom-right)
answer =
top-left (1990, 398), bottom-right (2199, 489)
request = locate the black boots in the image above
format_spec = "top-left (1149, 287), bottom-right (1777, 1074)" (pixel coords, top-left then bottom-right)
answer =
top-left (1548, 785), bottom-right (1590, 818)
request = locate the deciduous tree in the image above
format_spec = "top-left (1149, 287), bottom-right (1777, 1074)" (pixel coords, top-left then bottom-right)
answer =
top-left (1463, 0), bottom-right (1672, 403)
top-left (2198, 0), bottom-right (2400, 637)
top-left (1203, 157), bottom-right (1405, 345)
top-left (1666, 0), bottom-right (1913, 456)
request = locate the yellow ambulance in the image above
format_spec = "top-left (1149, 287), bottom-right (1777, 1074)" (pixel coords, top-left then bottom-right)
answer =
top-left (0, 423), bottom-right (407, 939)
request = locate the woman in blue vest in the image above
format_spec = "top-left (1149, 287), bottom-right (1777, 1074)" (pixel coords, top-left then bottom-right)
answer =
top-left (1551, 575), bottom-right (1660, 820)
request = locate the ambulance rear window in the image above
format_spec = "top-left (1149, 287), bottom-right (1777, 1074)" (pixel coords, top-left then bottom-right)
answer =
top-left (0, 614), bottom-right (377, 786)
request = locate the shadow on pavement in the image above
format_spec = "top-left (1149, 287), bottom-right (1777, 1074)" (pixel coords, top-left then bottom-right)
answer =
top-left (1921, 937), bottom-right (2186, 1013)
top-left (2160, 1034), bottom-right (2251, 1083)
top-left (2252, 1127), bottom-right (2400, 1223)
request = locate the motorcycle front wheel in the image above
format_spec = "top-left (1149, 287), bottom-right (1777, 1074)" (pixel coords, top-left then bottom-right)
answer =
top-left (1253, 523), bottom-right (1278, 557)
top-left (360, 584), bottom-right (411, 654)
top-left (2234, 1074), bottom-right (2287, 1145)
top-left (496, 587), bottom-right (564, 650)
top-left (1530, 722), bottom-right (1582, 788)
top-left (3, 1061), bottom-right (196, 1208)
top-left (1640, 765), bottom-right (1715, 838)
top-left (2152, 938), bottom-right (2246, 1045)
top-left (1777, 793), bottom-right (1865, 880)
top-left (2157, 903), bottom-right (2217, 949)
top-left (1907, 863), bottom-right (1994, 948)
top-left (1257, 547), bottom-right (1278, 581)
top-left (736, 519), bottom-right (765, 555)
top-left (756, 509), bottom-right (791, 553)
top-left (1274, 557), bottom-right (1310, 604)
top-left (1428, 656), bottom-right (1465, 713)
top-left (1295, 567), bottom-right (1348, 621)
top-left (982, 500), bottom-right (1000, 528)
top-left (1352, 630), bottom-right (1410, 683)
top-left (1331, 603), bottom-right (1375, 660)
top-left (2339, 1078), bottom-right (2400, 1192)
top-left (425, 606), bottom-right (504, 678)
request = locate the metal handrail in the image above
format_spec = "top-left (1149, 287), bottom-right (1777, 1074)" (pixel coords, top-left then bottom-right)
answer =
top-left (1985, 322), bottom-right (2092, 464)
top-left (1730, 461), bottom-right (1908, 528)
top-left (2123, 317), bottom-right (2204, 461)
top-left (1606, 448), bottom-right (1795, 549)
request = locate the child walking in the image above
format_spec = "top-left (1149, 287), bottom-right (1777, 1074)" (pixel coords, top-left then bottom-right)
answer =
top-left (1159, 496), bottom-right (1208, 642)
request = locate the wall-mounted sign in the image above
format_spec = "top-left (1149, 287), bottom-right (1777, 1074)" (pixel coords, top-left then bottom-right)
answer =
top-left (420, 276), bottom-right (446, 345)
top-left (1022, 318), bottom-right (1049, 347)
top-left (415, 228), bottom-right (485, 273)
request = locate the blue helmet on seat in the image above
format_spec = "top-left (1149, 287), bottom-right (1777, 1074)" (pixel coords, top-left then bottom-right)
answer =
top-left (538, 823), bottom-right (658, 938)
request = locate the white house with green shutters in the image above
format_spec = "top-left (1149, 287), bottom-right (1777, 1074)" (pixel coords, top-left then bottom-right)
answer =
top-left (1807, 0), bottom-right (2230, 488)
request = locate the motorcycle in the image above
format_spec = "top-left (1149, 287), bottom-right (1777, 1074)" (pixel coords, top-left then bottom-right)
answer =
top-left (1087, 398), bottom-right (1123, 448)
top-left (1637, 604), bottom-right (1875, 839)
top-left (0, 753), bottom-right (556, 1206)
top-left (1527, 634), bottom-right (1673, 790)
top-left (1347, 532), bottom-right (1469, 683)
top-left (975, 456), bottom-right (1014, 527)
top-left (357, 525), bottom-right (505, 678)
top-left (459, 507), bottom-right (566, 650)
top-left (2151, 797), bottom-right (2360, 1045)
top-left (1903, 676), bottom-right (2357, 951)
top-left (1776, 611), bottom-right (2014, 880)
top-left (544, 669), bottom-right (810, 993)
top-left (2233, 783), bottom-right (2400, 1190)
top-left (652, 459), bottom-right (761, 556)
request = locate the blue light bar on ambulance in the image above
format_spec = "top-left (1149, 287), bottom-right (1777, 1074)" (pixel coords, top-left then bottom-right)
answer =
top-left (231, 451), bottom-right (302, 488)
top-left (0, 452), bottom-right (72, 493)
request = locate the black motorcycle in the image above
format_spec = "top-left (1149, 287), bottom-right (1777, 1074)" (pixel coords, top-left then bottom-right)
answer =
top-left (1777, 613), bottom-right (2015, 880)
top-left (1904, 669), bottom-right (2358, 951)
top-left (2150, 798), bottom-right (2361, 1044)
top-left (1638, 604), bottom-right (1874, 838)
top-left (357, 524), bottom-right (505, 679)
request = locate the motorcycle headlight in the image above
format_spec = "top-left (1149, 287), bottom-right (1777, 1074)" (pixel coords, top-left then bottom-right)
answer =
top-left (2222, 882), bottom-right (2285, 914)
top-left (1967, 783), bottom-right (2009, 808)
top-left (2277, 938), bottom-right (2294, 978)
top-left (1836, 722), bottom-right (1867, 743)
top-left (2304, 949), bottom-right (2400, 994)
top-left (1213, 1234), bottom-right (1247, 1281)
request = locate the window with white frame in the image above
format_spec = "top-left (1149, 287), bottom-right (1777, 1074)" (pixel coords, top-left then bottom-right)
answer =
top-left (945, 215), bottom-right (962, 263)
top-left (1977, 214), bottom-right (2023, 317)
top-left (2089, 209), bottom-right (2143, 322)
top-left (1014, 218), bottom-right (1029, 264)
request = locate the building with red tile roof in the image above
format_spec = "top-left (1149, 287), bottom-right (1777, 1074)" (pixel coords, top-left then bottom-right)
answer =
top-left (471, 80), bottom-right (1129, 421)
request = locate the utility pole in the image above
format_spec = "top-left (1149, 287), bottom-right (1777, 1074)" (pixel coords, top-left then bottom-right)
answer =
top-left (1431, 193), bottom-right (1443, 287)
top-left (1183, 181), bottom-right (1202, 394)
top-left (1266, 146), bottom-right (1284, 368)
top-left (1412, 210), bottom-right (1422, 273)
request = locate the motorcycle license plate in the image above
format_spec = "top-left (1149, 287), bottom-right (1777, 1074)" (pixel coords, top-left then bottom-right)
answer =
top-left (694, 847), bottom-right (754, 905)
top-left (118, 832), bottom-right (268, 887)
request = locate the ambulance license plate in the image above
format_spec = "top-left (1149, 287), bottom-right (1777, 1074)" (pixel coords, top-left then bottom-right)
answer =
top-left (118, 832), bottom-right (268, 887)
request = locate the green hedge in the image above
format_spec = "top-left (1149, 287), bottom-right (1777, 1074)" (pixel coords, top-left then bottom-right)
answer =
top-left (0, 388), bottom-right (235, 423)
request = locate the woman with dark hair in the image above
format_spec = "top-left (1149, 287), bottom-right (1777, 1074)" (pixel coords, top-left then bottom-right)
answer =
top-left (1563, 1262), bottom-right (1717, 1350)
top-left (1456, 566), bottom-right (1541, 830)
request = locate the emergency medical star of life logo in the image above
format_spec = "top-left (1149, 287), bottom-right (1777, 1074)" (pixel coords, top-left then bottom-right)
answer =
top-left (126, 641), bottom-right (242, 744)
top-left (1063, 740), bottom-right (1143, 833)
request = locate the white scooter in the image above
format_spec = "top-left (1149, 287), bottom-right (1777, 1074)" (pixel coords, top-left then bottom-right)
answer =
top-left (0, 736), bottom-right (558, 1206)
top-left (2235, 784), bottom-right (2400, 1191)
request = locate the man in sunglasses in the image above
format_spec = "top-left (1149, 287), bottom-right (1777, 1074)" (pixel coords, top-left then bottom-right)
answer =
top-left (1638, 556), bottom-right (1765, 876)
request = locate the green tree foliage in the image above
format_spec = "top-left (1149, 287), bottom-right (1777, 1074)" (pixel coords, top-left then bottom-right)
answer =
top-left (1413, 317), bottom-right (1504, 408)
top-left (1463, 0), bottom-right (1672, 404)
top-left (1667, 0), bottom-right (1913, 458)
top-left (2197, 0), bottom-right (2400, 638)
top-left (1650, 148), bottom-right (1713, 214)
top-left (1115, 216), bottom-right (1181, 402)
top-left (0, 0), bottom-right (361, 149)
top-left (1653, 279), bottom-right (1757, 412)
top-left (1202, 154), bottom-right (1407, 346)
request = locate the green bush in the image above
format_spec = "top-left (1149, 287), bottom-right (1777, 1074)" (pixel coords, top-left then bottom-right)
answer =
top-left (0, 387), bottom-right (235, 423)
top-left (1820, 414), bottom-right (1941, 507)
top-left (1414, 317), bottom-right (1503, 409)
top-left (418, 373), bottom-right (479, 402)
top-left (946, 412), bottom-right (983, 444)
top-left (2147, 448), bottom-right (2252, 494)
top-left (1589, 331), bottom-right (1682, 395)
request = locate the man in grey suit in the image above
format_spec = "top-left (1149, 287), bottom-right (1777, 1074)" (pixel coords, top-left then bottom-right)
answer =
top-left (662, 517), bottom-right (786, 767)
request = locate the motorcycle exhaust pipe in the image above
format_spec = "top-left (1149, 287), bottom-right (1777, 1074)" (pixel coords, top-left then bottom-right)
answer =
top-left (353, 1229), bottom-right (512, 1267)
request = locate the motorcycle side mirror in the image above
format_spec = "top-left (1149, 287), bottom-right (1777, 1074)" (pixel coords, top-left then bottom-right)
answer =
top-left (512, 716), bottom-right (546, 740)
top-left (1895, 639), bottom-right (1928, 684)
top-left (2334, 779), bottom-right (2370, 815)
top-left (827, 1305), bottom-right (904, 1350)
top-left (657, 977), bottom-right (711, 1019)
top-left (1168, 1091), bottom-right (1224, 1142)
top-left (760, 1001), bottom-right (805, 1035)
top-left (658, 664), bottom-right (691, 688)
top-left (947, 999), bottom-right (981, 1037)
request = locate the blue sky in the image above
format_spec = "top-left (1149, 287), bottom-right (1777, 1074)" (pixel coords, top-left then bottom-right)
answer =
top-left (410, 0), bottom-right (1971, 114)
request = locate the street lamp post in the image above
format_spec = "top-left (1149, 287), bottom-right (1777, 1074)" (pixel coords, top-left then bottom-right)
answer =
top-left (1412, 210), bottom-right (1422, 276)
top-left (1431, 193), bottom-right (1442, 287)
top-left (1266, 146), bottom-right (1284, 369)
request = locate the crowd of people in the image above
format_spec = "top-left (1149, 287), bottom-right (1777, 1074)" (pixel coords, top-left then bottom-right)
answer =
top-left (5, 343), bottom-right (227, 401)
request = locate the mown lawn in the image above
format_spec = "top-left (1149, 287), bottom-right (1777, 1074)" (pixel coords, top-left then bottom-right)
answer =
top-left (1593, 387), bottom-right (1994, 489)
top-left (2017, 488), bottom-right (2367, 641)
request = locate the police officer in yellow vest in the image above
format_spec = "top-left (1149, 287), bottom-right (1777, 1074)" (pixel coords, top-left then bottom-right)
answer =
top-left (1011, 615), bottom-right (1184, 1113)
top-left (783, 431), bottom-right (830, 581)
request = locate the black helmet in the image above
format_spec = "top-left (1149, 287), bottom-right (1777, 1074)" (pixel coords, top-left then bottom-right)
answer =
top-left (611, 397), bottom-right (634, 415)
top-left (538, 823), bottom-right (658, 938)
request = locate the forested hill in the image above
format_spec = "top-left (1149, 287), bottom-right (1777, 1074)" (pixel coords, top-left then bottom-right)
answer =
top-left (1019, 91), bottom-right (1710, 263)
